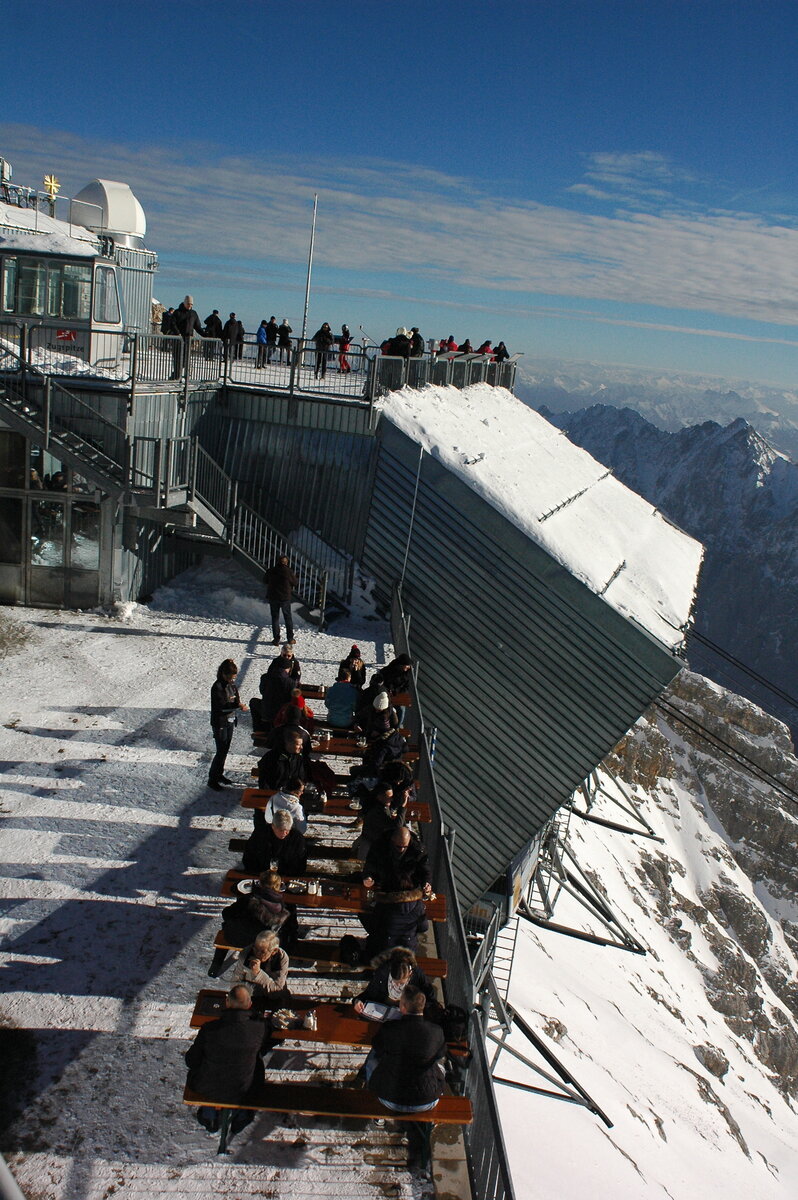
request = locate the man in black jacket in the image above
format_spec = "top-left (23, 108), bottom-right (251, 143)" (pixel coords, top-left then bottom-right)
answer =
top-left (264, 555), bottom-right (298, 646)
top-left (184, 984), bottom-right (271, 1134)
top-left (171, 295), bottom-right (203, 378)
top-left (257, 731), bottom-right (307, 794)
top-left (243, 807), bottom-right (308, 875)
top-left (363, 826), bottom-right (431, 894)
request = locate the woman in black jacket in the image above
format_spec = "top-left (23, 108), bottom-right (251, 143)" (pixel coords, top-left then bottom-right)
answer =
top-left (354, 946), bottom-right (438, 1014)
top-left (209, 659), bottom-right (247, 790)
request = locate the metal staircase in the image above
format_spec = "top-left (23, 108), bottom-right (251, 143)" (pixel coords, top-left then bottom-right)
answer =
top-left (0, 356), bottom-right (329, 618)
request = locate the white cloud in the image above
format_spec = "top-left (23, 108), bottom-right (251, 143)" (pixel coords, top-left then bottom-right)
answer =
top-left (5, 123), bottom-right (798, 331)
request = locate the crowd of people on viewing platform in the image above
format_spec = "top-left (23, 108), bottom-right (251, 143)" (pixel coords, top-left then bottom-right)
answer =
top-left (186, 555), bottom-right (459, 1169)
top-left (158, 298), bottom-right (510, 372)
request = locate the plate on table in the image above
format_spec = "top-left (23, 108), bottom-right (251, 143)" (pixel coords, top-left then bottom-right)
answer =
top-left (286, 881), bottom-right (306, 894)
top-left (236, 878), bottom-right (254, 895)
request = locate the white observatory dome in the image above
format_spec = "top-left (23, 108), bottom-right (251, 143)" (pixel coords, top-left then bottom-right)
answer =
top-left (71, 179), bottom-right (147, 246)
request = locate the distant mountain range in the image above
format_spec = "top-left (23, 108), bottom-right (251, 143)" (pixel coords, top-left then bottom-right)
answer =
top-left (537, 403), bottom-right (798, 732)
top-left (515, 358), bottom-right (798, 462)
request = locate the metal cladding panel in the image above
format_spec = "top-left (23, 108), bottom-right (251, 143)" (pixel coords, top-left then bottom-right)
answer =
top-left (362, 419), bottom-right (685, 908)
top-left (196, 393), bottom-right (377, 562)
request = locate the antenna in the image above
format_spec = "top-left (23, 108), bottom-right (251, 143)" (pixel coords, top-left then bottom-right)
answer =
top-left (300, 193), bottom-right (318, 344)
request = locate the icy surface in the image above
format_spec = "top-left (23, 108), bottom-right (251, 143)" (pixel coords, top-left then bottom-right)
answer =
top-left (380, 384), bottom-right (703, 648)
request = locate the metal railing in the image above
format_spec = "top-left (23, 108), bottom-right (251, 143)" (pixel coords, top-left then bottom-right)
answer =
top-left (391, 584), bottom-right (517, 1200)
top-left (231, 501), bottom-right (328, 618)
top-left (371, 353), bottom-right (517, 396)
top-left (1, 320), bottom-right (518, 402)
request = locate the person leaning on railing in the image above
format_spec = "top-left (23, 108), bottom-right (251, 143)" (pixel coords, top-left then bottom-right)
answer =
top-left (170, 294), bottom-right (203, 379)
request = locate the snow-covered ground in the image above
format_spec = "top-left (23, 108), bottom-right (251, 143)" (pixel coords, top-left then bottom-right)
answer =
top-left (0, 559), bottom-right (419, 1200)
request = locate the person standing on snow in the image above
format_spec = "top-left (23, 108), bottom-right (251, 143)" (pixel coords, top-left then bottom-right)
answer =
top-left (264, 554), bottom-right (298, 645)
top-left (209, 658), bottom-right (248, 791)
top-left (277, 318), bottom-right (293, 364)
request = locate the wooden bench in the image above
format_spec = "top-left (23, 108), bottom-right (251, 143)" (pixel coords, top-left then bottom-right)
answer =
top-left (252, 724), bottom-right (412, 744)
top-left (218, 871), bottom-right (447, 921)
top-left (221, 867), bottom-right (359, 897)
top-left (183, 1082), bottom-right (472, 1154)
top-left (241, 787), bottom-right (431, 823)
top-left (228, 836), bottom-right (361, 864)
top-left (211, 930), bottom-right (447, 978)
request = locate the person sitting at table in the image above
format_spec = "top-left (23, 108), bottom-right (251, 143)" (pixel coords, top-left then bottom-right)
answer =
top-left (361, 882), bottom-right (431, 966)
top-left (380, 654), bottom-right (412, 697)
top-left (243, 808), bottom-right (308, 876)
top-left (355, 672), bottom-right (387, 724)
top-left (251, 655), bottom-right (296, 733)
top-left (211, 869), bottom-right (298, 977)
top-left (257, 730), bottom-right (307, 792)
top-left (325, 667), bottom-right (359, 729)
top-left (361, 692), bottom-right (400, 741)
top-left (357, 726), bottom-right (407, 778)
top-left (274, 687), bottom-right (314, 733)
top-left (185, 984), bottom-right (271, 1135)
top-left (266, 777), bottom-right (308, 834)
top-left (362, 987), bottom-right (447, 1172)
top-left (378, 760), bottom-right (416, 810)
top-left (353, 946), bottom-right (438, 1017)
top-left (232, 929), bottom-right (290, 1009)
top-left (262, 709), bottom-right (313, 764)
top-left (354, 784), bottom-right (404, 860)
top-left (339, 644), bottom-right (367, 691)
top-left (364, 825), bottom-right (431, 895)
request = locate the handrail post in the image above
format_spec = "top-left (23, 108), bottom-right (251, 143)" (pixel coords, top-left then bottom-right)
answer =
top-left (188, 437), bottom-right (197, 503)
top-left (318, 570), bottom-right (328, 630)
top-left (128, 332), bottom-right (138, 416)
top-left (227, 480), bottom-right (238, 546)
top-left (181, 338), bottom-right (190, 412)
top-left (19, 323), bottom-right (27, 402)
top-left (44, 375), bottom-right (51, 447)
top-left (289, 341), bottom-right (299, 397)
top-left (155, 437), bottom-right (164, 503)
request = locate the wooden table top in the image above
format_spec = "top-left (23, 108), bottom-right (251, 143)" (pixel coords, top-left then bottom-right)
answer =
top-left (240, 787), bottom-right (431, 823)
top-left (220, 868), bottom-right (446, 920)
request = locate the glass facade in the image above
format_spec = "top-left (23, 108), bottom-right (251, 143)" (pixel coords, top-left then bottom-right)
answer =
top-left (1, 256), bottom-right (93, 320)
top-left (93, 264), bottom-right (121, 324)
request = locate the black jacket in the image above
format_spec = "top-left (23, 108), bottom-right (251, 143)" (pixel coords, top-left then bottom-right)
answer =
top-left (381, 659), bottom-right (411, 695)
top-left (264, 561), bottom-right (298, 605)
top-left (257, 665), bottom-right (296, 725)
top-left (409, 332), bottom-right (424, 357)
top-left (173, 303), bottom-right (203, 339)
top-left (265, 318), bottom-right (279, 345)
top-left (223, 318), bottom-right (244, 344)
top-left (160, 310), bottom-right (177, 334)
top-left (361, 730), bottom-right (406, 775)
top-left (210, 676), bottom-right (240, 730)
top-left (369, 1014), bottom-right (446, 1106)
top-left (257, 747), bottom-right (307, 791)
top-left (313, 326), bottom-right (334, 351)
top-left (340, 655), bottom-right (367, 691)
top-left (278, 322), bottom-right (292, 346)
top-left (243, 823), bottom-right (308, 875)
top-left (357, 959), bottom-right (437, 1010)
top-left (185, 1008), bottom-right (270, 1102)
top-left (364, 829), bottom-right (430, 892)
top-left (204, 312), bottom-right (224, 338)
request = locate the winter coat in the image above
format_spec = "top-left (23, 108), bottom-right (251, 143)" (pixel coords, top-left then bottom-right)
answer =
top-left (493, 342), bottom-right (509, 362)
top-left (409, 332), bottom-right (424, 357)
top-left (381, 660), bottom-right (411, 696)
top-left (232, 946), bottom-right (290, 999)
top-left (265, 789), bottom-right (308, 835)
top-left (264, 561), bottom-right (298, 605)
top-left (223, 318), bottom-right (244, 345)
top-left (364, 894), bottom-right (429, 958)
top-left (256, 323), bottom-right (269, 345)
top-left (339, 655), bottom-right (367, 691)
top-left (265, 319), bottom-right (279, 345)
top-left (173, 303), bottom-right (203, 340)
top-left (360, 729), bottom-right (406, 776)
top-left (355, 800), bottom-right (402, 859)
top-left (369, 1014), bottom-right (446, 1107)
top-left (242, 823), bottom-right (308, 876)
top-left (313, 326), bottom-right (334, 351)
top-left (160, 310), bottom-right (177, 335)
top-left (257, 663), bottom-right (297, 725)
top-left (210, 675), bottom-right (241, 730)
top-left (278, 322), bottom-right (292, 347)
top-left (356, 956), bottom-right (437, 1010)
top-left (204, 313), bottom-right (224, 338)
top-left (364, 829), bottom-right (431, 892)
top-left (325, 679), bottom-right (359, 728)
top-left (185, 1008), bottom-right (270, 1102)
top-left (257, 747), bottom-right (307, 792)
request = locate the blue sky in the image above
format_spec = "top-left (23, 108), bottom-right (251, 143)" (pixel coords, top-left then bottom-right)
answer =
top-left (4, 0), bottom-right (798, 385)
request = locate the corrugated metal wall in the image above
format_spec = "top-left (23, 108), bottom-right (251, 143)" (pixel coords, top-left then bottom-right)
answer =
top-left (360, 419), bottom-right (685, 909)
top-left (196, 389), bottom-right (377, 563)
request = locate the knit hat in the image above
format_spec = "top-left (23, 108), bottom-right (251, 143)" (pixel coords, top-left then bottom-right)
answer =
top-left (373, 692), bottom-right (390, 711)
top-left (350, 644), bottom-right (360, 655)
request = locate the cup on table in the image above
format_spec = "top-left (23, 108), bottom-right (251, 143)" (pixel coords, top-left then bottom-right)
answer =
top-left (270, 859), bottom-right (278, 872)
top-left (303, 1010), bottom-right (317, 1031)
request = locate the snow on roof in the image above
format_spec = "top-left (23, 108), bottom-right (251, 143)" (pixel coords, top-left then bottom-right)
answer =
top-left (380, 383), bottom-right (703, 649)
top-left (0, 200), bottom-right (99, 257)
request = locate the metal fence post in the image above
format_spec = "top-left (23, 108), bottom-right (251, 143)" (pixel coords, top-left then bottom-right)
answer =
top-left (128, 332), bottom-right (138, 416)
top-left (43, 375), bottom-right (51, 447)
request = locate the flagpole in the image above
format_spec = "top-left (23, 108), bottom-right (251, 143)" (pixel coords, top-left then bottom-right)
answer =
top-left (300, 193), bottom-right (318, 345)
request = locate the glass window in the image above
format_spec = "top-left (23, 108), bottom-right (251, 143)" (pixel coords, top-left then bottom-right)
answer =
top-left (31, 498), bottom-right (64, 565)
top-left (93, 265), bottom-right (121, 324)
top-left (47, 261), bottom-right (92, 320)
top-left (2, 256), bottom-right (17, 313)
top-left (16, 258), bottom-right (47, 315)
top-left (0, 430), bottom-right (25, 487)
top-left (0, 497), bottom-right (23, 562)
top-left (70, 501), bottom-right (100, 569)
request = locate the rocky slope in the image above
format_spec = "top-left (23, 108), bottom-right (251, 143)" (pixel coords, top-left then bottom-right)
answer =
top-left (540, 404), bottom-right (798, 731)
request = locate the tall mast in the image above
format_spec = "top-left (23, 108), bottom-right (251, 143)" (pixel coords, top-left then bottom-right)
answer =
top-left (300, 193), bottom-right (318, 344)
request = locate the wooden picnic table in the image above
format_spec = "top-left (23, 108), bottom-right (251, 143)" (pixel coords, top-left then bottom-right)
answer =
top-left (211, 930), bottom-right (448, 977)
top-left (298, 686), bottom-right (413, 709)
top-left (240, 787), bottom-right (431, 823)
top-left (219, 869), bottom-right (446, 921)
top-left (310, 736), bottom-right (420, 761)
